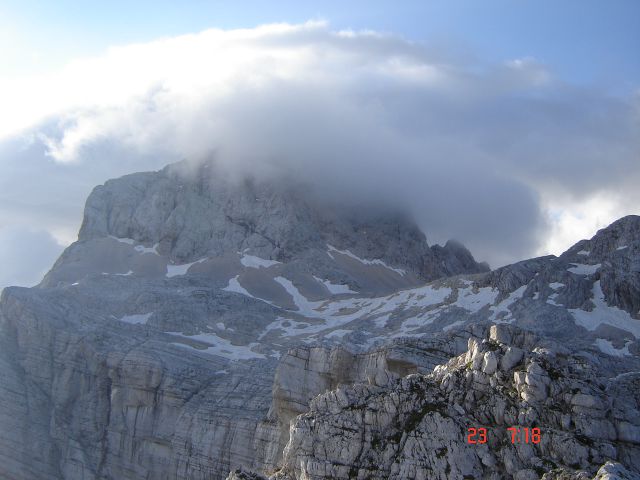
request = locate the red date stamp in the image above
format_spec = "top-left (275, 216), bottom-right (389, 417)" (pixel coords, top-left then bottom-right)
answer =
top-left (467, 427), bottom-right (541, 444)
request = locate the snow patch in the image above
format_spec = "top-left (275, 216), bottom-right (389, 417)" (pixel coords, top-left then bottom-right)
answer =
top-left (327, 244), bottom-right (406, 276)
top-left (223, 276), bottom-right (256, 298)
top-left (166, 258), bottom-right (207, 277)
top-left (549, 282), bottom-right (565, 290)
top-left (240, 254), bottom-right (280, 269)
top-left (594, 338), bottom-right (631, 357)
top-left (313, 276), bottom-right (356, 294)
top-left (576, 250), bottom-right (590, 256)
top-left (489, 285), bottom-right (526, 322)
top-left (454, 286), bottom-right (499, 314)
top-left (119, 313), bottom-right (152, 325)
top-left (110, 236), bottom-right (135, 245)
top-left (546, 293), bottom-right (561, 307)
top-left (616, 245), bottom-right (628, 251)
top-left (167, 331), bottom-right (266, 360)
top-left (135, 244), bottom-right (159, 254)
top-left (110, 236), bottom-right (158, 254)
top-left (373, 314), bottom-right (391, 328)
top-left (567, 263), bottom-right (601, 275)
top-left (258, 317), bottom-right (312, 339)
top-left (274, 276), bottom-right (323, 317)
top-left (570, 281), bottom-right (640, 338)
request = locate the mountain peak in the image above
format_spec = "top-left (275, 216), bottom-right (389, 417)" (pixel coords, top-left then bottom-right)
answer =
top-left (54, 161), bottom-right (488, 292)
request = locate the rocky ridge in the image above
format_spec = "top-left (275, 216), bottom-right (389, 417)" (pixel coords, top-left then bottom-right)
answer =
top-left (0, 162), bottom-right (638, 480)
top-left (238, 325), bottom-right (640, 479)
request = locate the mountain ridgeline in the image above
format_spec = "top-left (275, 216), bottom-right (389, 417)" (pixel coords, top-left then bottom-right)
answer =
top-left (0, 161), bottom-right (638, 480)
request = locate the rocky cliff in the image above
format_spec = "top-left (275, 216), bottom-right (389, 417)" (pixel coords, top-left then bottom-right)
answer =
top-left (0, 161), bottom-right (638, 480)
top-left (263, 325), bottom-right (640, 479)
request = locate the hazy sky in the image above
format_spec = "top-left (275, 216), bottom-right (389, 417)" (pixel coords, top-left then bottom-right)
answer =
top-left (0, 1), bottom-right (638, 290)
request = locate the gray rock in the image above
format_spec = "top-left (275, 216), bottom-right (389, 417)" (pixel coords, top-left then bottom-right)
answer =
top-left (263, 325), bottom-right (640, 479)
top-left (1, 162), bottom-right (639, 480)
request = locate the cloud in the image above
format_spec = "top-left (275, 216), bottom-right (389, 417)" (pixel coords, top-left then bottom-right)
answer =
top-left (0, 227), bottom-right (64, 292)
top-left (0, 21), bottom-right (638, 285)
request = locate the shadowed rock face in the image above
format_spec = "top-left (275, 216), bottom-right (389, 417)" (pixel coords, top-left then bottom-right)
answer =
top-left (0, 162), bottom-right (639, 480)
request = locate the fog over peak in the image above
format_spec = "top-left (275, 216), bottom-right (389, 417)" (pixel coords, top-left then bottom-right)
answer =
top-left (0, 21), bottom-right (638, 289)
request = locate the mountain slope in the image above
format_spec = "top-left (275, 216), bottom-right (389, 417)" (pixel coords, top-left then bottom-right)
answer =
top-left (0, 163), bottom-right (638, 480)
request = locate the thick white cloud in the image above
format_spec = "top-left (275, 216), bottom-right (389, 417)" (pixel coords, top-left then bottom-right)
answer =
top-left (0, 21), bottom-right (638, 286)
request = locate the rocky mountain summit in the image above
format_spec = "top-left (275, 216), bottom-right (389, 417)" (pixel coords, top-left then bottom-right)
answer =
top-left (0, 161), bottom-right (639, 480)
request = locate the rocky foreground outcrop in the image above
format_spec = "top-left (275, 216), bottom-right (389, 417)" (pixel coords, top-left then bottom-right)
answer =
top-left (236, 325), bottom-right (640, 480)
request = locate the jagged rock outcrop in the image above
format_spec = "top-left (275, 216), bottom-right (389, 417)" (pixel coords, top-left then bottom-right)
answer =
top-left (264, 325), bottom-right (640, 479)
top-left (256, 330), bottom-right (478, 472)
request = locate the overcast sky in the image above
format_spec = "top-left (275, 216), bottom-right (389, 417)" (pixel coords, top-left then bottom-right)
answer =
top-left (0, 1), bottom-right (638, 290)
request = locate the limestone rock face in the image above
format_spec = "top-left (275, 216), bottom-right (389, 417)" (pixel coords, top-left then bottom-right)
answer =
top-left (51, 159), bottom-right (487, 291)
top-left (0, 162), bottom-right (639, 480)
top-left (268, 325), bottom-right (640, 480)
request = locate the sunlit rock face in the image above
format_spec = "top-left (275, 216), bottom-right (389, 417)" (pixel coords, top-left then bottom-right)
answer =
top-left (0, 161), bottom-right (638, 480)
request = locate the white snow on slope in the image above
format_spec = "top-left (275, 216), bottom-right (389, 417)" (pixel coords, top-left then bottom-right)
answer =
top-left (168, 331), bottom-right (265, 360)
top-left (617, 245), bottom-right (628, 251)
top-left (547, 293), bottom-right (561, 307)
top-left (240, 254), bottom-right (280, 268)
top-left (570, 281), bottom-right (640, 338)
top-left (110, 236), bottom-right (134, 245)
top-left (110, 236), bottom-right (159, 254)
top-left (313, 276), bottom-right (356, 294)
top-left (577, 250), bottom-right (590, 256)
top-left (567, 263), bottom-right (601, 275)
top-left (135, 244), bottom-right (159, 254)
top-left (223, 275), bottom-right (257, 298)
top-left (166, 258), bottom-right (207, 277)
top-left (119, 313), bottom-right (152, 324)
top-left (490, 285), bottom-right (527, 322)
top-left (549, 282), bottom-right (565, 290)
top-left (594, 338), bottom-right (631, 357)
top-left (454, 286), bottom-right (499, 314)
top-left (327, 244), bottom-right (406, 275)
top-left (274, 276), bottom-right (324, 317)
top-left (260, 277), bottom-right (451, 336)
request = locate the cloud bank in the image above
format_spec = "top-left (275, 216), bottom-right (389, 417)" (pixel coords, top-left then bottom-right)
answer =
top-left (0, 21), bottom-right (638, 288)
